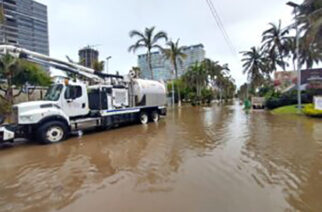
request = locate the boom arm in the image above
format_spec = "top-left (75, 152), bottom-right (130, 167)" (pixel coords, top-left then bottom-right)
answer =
top-left (0, 45), bottom-right (103, 83)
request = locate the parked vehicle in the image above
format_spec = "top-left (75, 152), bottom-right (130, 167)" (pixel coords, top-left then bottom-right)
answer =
top-left (0, 45), bottom-right (167, 144)
top-left (251, 97), bottom-right (265, 109)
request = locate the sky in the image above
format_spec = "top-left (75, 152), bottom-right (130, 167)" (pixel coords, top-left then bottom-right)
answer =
top-left (37, 0), bottom-right (303, 87)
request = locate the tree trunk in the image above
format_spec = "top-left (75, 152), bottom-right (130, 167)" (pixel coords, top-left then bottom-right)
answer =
top-left (174, 62), bottom-right (181, 107)
top-left (5, 74), bottom-right (14, 106)
top-left (197, 80), bottom-right (201, 101)
top-left (147, 50), bottom-right (154, 80)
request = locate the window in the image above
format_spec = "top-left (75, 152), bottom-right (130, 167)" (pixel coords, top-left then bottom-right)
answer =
top-left (64, 86), bottom-right (82, 100)
top-left (44, 84), bottom-right (63, 101)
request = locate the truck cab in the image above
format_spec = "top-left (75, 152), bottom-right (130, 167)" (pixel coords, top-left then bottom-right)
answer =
top-left (14, 79), bottom-right (88, 126)
top-left (45, 80), bottom-right (89, 118)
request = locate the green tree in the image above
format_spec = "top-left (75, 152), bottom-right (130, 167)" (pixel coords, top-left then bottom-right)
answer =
top-left (285, 35), bottom-right (321, 69)
top-left (131, 66), bottom-right (141, 78)
top-left (202, 59), bottom-right (230, 102)
top-left (262, 20), bottom-right (289, 71)
top-left (241, 47), bottom-right (268, 90)
top-left (221, 75), bottom-right (236, 100)
top-left (183, 63), bottom-right (207, 100)
top-left (299, 40), bottom-right (321, 68)
top-left (299, 0), bottom-right (322, 49)
top-left (162, 39), bottom-right (187, 106)
top-left (0, 54), bottom-right (51, 107)
top-left (92, 60), bottom-right (105, 72)
top-left (128, 26), bottom-right (168, 80)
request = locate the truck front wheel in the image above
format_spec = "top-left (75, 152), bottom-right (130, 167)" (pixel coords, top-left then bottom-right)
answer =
top-left (37, 121), bottom-right (69, 144)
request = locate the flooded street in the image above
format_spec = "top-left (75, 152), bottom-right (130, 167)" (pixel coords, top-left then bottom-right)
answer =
top-left (0, 101), bottom-right (322, 212)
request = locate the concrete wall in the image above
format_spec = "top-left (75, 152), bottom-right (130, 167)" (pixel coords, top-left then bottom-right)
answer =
top-left (13, 88), bottom-right (47, 104)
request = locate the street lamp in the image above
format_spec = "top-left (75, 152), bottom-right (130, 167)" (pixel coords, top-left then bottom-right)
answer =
top-left (286, 1), bottom-right (301, 112)
top-left (105, 56), bottom-right (112, 74)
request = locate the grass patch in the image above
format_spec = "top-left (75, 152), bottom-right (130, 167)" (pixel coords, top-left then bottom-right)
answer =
top-left (271, 104), bottom-right (306, 115)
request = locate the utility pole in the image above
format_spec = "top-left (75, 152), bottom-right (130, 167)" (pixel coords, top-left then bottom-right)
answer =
top-left (105, 56), bottom-right (112, 74)
top-left (287, 1), bottom-right (301, 113)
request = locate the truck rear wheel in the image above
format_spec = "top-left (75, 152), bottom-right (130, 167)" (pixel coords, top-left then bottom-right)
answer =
top-left (151, 111), bottom-right (159, 122)
top-left (37, 121), bottom-right (69, 144)
top-left (139, 112), bottom-right (149, 125)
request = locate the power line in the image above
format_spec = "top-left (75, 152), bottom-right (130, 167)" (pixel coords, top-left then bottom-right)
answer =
top-left (206, 0), bottom-right (236, 55)
top-left (204, 0), bottom-right (237, 56)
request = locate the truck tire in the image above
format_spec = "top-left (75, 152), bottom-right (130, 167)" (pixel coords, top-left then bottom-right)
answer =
top-left (37, 121), bottom-right (69, 144)
top-left (150, 111), bottom-right (159, 122)
top-left (139, 112), bottom-right (149, 125)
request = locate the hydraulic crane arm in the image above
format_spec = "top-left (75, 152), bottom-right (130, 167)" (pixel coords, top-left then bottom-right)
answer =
top-left (0, 45), bottom-right (103, 82)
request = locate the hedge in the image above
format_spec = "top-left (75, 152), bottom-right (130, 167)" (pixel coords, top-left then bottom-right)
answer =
top-left (266, 91), bottom-right (311, 109)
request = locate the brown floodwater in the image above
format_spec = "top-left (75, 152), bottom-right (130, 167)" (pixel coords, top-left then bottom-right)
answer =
top-left (0, 101), bottom-right (322, 212)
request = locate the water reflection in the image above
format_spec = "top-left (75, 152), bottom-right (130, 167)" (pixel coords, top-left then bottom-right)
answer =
top-left (0, 102), bottom-right (321, 212)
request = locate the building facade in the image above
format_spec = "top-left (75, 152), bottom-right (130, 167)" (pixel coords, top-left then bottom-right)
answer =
top-left (0, 0), bottom-right (49, 55)
top-left (138, 44), bottom-right (205, 81)
top-left (79, 46), bottom-right (99, 68)
top-left (274, 68), bottom-right (322, 92)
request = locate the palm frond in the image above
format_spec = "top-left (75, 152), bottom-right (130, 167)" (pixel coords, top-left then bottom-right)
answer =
top-left (129, 30), bottom-right (144, 38)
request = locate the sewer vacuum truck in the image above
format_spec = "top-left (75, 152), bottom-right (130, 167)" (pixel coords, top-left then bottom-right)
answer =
top-left (0, 45), bottom-right (167, 144)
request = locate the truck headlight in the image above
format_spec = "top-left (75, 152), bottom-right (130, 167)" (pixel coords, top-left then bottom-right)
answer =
top-left (21, 115), bottom-right (33, 121)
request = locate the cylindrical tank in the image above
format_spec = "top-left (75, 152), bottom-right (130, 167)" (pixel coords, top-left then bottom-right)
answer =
top-left (132, 79), bottom-right (166, 107)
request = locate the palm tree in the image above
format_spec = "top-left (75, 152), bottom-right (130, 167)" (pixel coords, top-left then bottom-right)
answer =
top-left (162, 39), bottom-right (187, 106)
top-left (92, 60), bottom-right (105, 72)
top-left (241, 47), bottom-right (268, 90)
top-left (131, 67), bottom-right (141, 78)
top-left (298, 0), bottom-right (322, 48)
top-left (202, 59), bottom-right (230, 102)
top-left (262, 20), bottom-right (290, 71)
top-left (285, 35), bottom-right (321, 69)
top-left (128, 26), bottom-right (168, 80)
top-left (183, 63), bottom-right (207, 99)
top-left (0, 54), bottom-right (51, 106)
top-left (221, 75), bottom-right (236, 100)
top-left (0, 54), bottom-right (19, 105)
top-left (299, 40), bottom-right (321, 68)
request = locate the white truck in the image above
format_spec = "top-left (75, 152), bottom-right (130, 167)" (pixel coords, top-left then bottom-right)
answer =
top-left (0, 45), bottom-right (167, 144)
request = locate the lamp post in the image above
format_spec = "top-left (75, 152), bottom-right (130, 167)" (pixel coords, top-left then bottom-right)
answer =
top-left (287, 1), bottom-right (301, 112)
top-left (105, 56), bottom-right (112, 74)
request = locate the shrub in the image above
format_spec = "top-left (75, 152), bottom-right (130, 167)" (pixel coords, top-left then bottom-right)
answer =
top-left (303, 104), bottom-right (322, 117)
top-left (258, 85), bottom-right (275, 97)
top-left (266, 90), bottom-right (311, 109)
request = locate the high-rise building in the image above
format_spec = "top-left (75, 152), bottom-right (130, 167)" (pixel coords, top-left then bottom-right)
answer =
top-left (79, 46), bottom-right (99, 68)
top-left (138, 44), bottom-right (205, 81)
top-left (0, 0), bottom-right (49, 55)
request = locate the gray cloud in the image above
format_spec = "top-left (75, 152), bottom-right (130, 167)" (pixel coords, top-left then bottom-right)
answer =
top-left (37, 0), bottom-right (302, 86)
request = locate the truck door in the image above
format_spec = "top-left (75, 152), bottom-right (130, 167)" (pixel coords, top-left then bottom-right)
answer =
top-left (62, 85), bottom-right (89, 118)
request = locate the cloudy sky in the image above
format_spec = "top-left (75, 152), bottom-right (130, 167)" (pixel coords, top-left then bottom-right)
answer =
top-left (37, 0), bottom-right (303, 87)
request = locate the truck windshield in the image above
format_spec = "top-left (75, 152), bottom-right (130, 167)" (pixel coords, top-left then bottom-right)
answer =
top-left (44, 84), bottom-right (63, 101)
